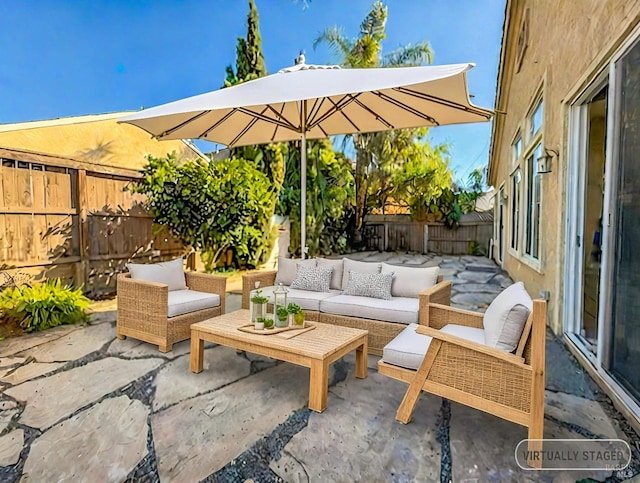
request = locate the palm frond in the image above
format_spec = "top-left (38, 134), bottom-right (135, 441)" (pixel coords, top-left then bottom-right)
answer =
top-left (313, 27), bottom-right (353, 63)
top-left (381, 42), bottom-right (433, 67)
top-left (360, 1), bottom-right (388, 42)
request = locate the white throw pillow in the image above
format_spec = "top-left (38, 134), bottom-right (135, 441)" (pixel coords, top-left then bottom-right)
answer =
top-left (483, 282), bottom-right (533, 351)
top-left (343, 271), bottom-right (393, 300)
top-left (126, 257), bottom-right (187, 291)
top-left (275, 256), bottom-right (317, 285)
top-left (317, 258), bottom-right (344, 290)
top-left (381, 263), bottom-right (439, 298)
top-left (290, 265), bottom-right (334, 292)
top-left (341, 258), bottom-right (381, 290)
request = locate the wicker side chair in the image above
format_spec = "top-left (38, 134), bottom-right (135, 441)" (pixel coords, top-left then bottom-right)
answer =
top-left (378, 300), bottom-right (546, 466)
top-left (117, 272), bottom-right (226, 352)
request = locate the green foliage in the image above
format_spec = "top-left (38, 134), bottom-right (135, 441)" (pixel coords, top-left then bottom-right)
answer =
top-left (277, 139), bottom-right (355, 257)
top-left (0, 279), bottom-right (90, 333)
top-left (469, 240), bottom-right (487, 256)
top-left (131, 153), bottom-right (277, 270)
top-left (259, 317), bottom-right (274, 329)
top-left (250, 289), bottom-right (269, 304)
top-left (286, 303), bottom-right (302, 314)
top-left (276, 306), bottom-right (289, 321)
top-left (224, 0), bottom-right (267, 87)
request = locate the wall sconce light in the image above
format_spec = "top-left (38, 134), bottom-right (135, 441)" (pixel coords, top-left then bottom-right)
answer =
top-left (500, 190), bottom-right (508, 202)
top-left (537, 148), bottom-right (558, 174)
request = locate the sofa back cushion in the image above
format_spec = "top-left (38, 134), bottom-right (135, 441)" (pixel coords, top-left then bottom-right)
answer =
top-left (341, 258), bottom-right (381, 290)
top-left (317, 258), bottom-right (344, 290)
top-left (290, 265), bottom-right (334, 292)
top-left (126, 257), bottom-right (187, 291)
top-left (343, 271), bottom-right (393, 300)
top-left (275, 256), bottom-right (317, 286)
top-left (381, 263), bottom-right (439, 298)
top-left (483, 282), bottom-right (533, 351)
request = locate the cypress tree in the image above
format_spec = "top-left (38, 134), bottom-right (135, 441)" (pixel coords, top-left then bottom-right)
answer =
top-left (224, 0), bottom-right (267, 87)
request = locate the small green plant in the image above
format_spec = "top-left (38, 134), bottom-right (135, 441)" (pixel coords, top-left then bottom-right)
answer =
top-left (0, 279), bottom-right (90, 333)
top-left (276, 306), bottom-right (289, 321)
top-left (286, 303), bottom-right (301, 314)
top-left (469, 240), bottom-right (487, 256)
top-left (258, 317), bottom-right (274, 329)
top-left (250, 289), bottom-right (269, 304)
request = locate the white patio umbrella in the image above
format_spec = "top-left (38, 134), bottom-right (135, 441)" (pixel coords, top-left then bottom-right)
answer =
top-left (120, 59), bottom-right (493, 256)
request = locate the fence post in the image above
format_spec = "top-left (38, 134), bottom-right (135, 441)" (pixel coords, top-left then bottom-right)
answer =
top-left (77, 170), bottom-right (89, 290)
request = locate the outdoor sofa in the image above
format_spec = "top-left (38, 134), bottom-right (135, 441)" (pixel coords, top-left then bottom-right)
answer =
top-left (242, 257), bottom-right (451, 355)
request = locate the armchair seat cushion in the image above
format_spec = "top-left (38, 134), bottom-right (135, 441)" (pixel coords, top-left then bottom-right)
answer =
top-left (259, 286), bottom-right (341, 311)
top-left (382, 323), bottom-right (486, 370)
top-left (320, 295), bottom-right (419, 324)
top-left (167, 289), bottom-right (221, 318)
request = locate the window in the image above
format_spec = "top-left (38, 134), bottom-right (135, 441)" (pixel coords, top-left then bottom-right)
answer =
top-left (513, 135), bottom-right (522, 164)
top-left (525, 144), bottom-right (542, 258)
top-left (510, 169), bottom-right (521, 251)
top-left (529, 100), bottom-right (543, 140)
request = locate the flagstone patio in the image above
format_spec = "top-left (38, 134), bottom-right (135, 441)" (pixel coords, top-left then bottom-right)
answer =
top-left (0, 254), bottom-right (639, 482)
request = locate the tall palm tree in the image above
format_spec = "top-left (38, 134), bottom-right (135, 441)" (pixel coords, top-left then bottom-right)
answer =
top-left (314, 1), bottom-right (433, 238)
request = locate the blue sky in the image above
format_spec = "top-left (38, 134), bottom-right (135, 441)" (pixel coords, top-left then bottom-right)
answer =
top-left (0, 0), bottom-right (505, 177)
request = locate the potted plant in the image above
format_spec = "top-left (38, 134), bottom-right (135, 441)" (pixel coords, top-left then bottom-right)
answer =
top-left (254, 316), bottom-right (265, 330)
top-left (275, 306), bottom-right (289, 328)
top-left (287, 303), bottom-right (304, 327)
top-left (261, 316), bottom-right (274, 330)
top-left (250, 287), bottom-right (269, 324)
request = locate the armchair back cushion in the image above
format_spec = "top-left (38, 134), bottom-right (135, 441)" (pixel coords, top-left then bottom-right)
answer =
top-left (381, 263), bottom-right (439, 298)
top-left (126, 258), bottom-right (187, 291)
top-left (317, 258), bottom-right (344, 290)
top-left (341, 258), bottom-right (381, 290)
top-left (483, 282), bottom-right (533, 351)
top-left (275, 256), bottom-right (317, 286)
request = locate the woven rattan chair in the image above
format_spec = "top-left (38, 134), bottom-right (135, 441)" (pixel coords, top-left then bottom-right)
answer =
top-left (378, 300), bottom-right (546, 465)
top-left (116, 272), bottom-right (226, 352)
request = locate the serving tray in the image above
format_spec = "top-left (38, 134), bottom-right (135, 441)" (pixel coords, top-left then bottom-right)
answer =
top-left (238, 322), bottom-right (316, 338)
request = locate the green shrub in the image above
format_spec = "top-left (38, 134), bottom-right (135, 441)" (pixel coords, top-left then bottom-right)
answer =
top-left (0, 279), bottom-right (90, 333)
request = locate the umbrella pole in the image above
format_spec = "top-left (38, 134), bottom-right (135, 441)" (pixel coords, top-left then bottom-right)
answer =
top-left (300, 131), bottom-right (307, 259)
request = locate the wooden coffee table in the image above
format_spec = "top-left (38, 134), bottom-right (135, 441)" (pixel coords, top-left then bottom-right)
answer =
top-left (190, 309), bottom-right (368, 412)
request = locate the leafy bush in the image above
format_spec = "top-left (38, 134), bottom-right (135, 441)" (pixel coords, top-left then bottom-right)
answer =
top-left (131, 153), bottom-right (277, 270)
top-left (0, 279), bottom-right (90, 333)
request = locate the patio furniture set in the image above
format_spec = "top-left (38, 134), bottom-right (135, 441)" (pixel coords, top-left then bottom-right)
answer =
top-left (116, 255), bottom-right (547, 463)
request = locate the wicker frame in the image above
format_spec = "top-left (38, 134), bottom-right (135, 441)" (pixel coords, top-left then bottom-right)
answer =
top-left (242, 270), bottom-right (452, 356)
top-left (378, 300), bottom-right (547, 467)
top-left (117, 272), bottom-right (226, 352)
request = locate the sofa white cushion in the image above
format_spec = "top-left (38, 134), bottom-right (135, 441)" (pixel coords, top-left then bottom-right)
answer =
top-left (259, 285), bottom-right (341, 312)
top-left (320, 294), bottom-right (418, 324)
top-left (290, 265), bottom-right (333, 292)
top-left (381, 263), bottom-right (439, 298)
top-left (317, 258), bottom-right (344, 290)
top-left (483, 282), bottom-right (533, 351)
top-left (382, 323), bottom-right (486, 370)
top-left (167, 289), bottom-right (220, 318)
top-left (275, 256), bottom-right (317, 286)
top-left (341, 258), bottom-right (381, 289)
top-left (127, 258), bottom-right (187, 292)
top-left (343, 271), bottom-right (393, 300)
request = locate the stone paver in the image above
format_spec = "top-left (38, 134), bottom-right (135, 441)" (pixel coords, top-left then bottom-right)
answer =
top-left (451, 292), bottom-right (497, 307)
top-left (153, 345), bottom-right (251, 411)
top-left (0, 429), bottom-right (23, 466)
top-left (15, 323), bottom-right (115, 362)
top-left (271, 371), bottom-right (441, 482)
top-left (22, 396), bottom-right (148, 481)
top-left (0, 361), bottom-right (64, 385)
top-left (545, 390), bottom-right (622, 439)
top-left (0, 325), bottom-right (80, 358)
top-left (0, 401), bottom-right (19, 435)
top-left (451, 282), bottom-right (502, 293)
top-left (0, 357), bottom-right (26, 369)
top-left (152, 363), bottom-right (310, 482)
top-left (107, 337), bottom-right (191, 360)
top-left (457, 271), bottom-right (497, 283)
top-left (4, 356), bottom-right (162, 429)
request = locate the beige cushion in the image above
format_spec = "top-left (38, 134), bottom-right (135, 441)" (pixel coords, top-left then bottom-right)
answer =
top-left (382, 323), bottom-right (485, 370)
top-left (317, 258), bottom-right (344, 290)
top-left (259, 285), bottom-right (341, 312)
top-left (341, 258), bottom-right (381, 290)
top-left (127, 258), bottom-right (187, 292)
top-left (167, 289), bottom-right (220, 318)
top-left (319, 294), bottom-right (418, 324)
top-left (381, 263), bottom-right (439, 298)
top-left (275, 257), bottom-right (317, 285)
top-left (483, 282), bottom-right (533, 351)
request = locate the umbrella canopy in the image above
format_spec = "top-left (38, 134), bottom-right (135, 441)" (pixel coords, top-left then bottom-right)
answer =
top-left (120, 61), bottom-right (493, 255)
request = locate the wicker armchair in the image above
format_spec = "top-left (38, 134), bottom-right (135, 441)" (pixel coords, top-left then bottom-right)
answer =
top-left (378, 300), bottom-right (546, 466)
top-left (117, 272), bottom-right (226, 352)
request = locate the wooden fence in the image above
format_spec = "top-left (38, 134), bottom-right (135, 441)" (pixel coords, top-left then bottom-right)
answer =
top-left (0, 147), bottom-right (184, 297)
top-left (363, 213), bottom-right (493, 255)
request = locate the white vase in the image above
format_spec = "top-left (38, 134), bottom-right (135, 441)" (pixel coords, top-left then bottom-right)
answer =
top-left (254, 321), bottom-right (264, 330)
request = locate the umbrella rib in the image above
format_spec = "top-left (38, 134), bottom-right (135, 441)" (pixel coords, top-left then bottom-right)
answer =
top-left (328, 97), bottom-right (361, 132)
top-left (393, 86), bottom-right (493, 118)
top-left (352, 98), bottom-right (395, 129)
top-left (238, 107), bottom-right (297, 131)
top-left (229, 107), bottom-right (270, 146)
top-left (199, 109), bottom-right (238, 139)
top-left (372, 91), bottom-right (439, 125)
top-left (307, 94), bottom-right (360, 131)
top-left (264, 104), bottom-right (299, 131)
top-left (306, 98), bottom-right (323, 127)
top-left (270, 103), bottom-right (287, 142)
top-left (158, 110), bottom-right (212, 138)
